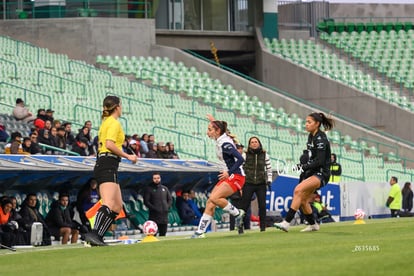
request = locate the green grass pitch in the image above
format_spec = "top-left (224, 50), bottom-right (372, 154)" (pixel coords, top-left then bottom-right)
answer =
top-left (1, 218), bottom-right (413, 275)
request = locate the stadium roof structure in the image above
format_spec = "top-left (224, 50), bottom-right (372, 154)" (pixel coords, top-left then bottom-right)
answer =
top-left (0, 155), bottom-right (221, 193)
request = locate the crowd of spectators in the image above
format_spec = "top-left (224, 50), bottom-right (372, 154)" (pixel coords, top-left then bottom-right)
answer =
top-left (0, 98), bottom-right (180, 159)
top-left (1, 183), bottom-right (206, 247)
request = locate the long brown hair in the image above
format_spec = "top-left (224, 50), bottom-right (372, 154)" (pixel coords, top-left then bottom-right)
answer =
top-left (211, 120), bottom-right (239, 144)
top-left (102, 95), bottom-right (120, 119)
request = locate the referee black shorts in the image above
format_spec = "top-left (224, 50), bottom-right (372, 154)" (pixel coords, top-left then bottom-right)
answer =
top-left (94, 156), bottom-right (120, 185)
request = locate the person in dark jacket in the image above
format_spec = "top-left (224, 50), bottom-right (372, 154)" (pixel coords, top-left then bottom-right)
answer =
top-left (18, 193), bottom-right (51, 246)
top-left (143, 172), bottom-right (172, 236)
top-left (402, 182), bottom-right (413, 215)
top-left (71, 137), bottom-right (89, 156)
top-left (45, 193), bottom-right (79, 244)
top-left (175, 191), bottom-right (200, 225)
top-left (238, 136), bottom-right (272, 232)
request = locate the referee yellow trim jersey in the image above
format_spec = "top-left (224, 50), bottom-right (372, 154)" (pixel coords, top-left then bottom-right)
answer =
top-left (98, 115), bottom-right (125, 153)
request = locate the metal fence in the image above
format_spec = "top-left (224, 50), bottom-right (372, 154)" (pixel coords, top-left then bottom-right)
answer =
top-left (278, 0), bottom-right (329, 37)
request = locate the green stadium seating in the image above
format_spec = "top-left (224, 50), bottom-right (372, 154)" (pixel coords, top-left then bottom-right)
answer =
top-left (345, 22), bottom-right (356, 33)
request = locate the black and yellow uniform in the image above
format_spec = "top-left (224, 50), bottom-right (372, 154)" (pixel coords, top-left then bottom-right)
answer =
top-left (94, 116), bottom-right (124, 185)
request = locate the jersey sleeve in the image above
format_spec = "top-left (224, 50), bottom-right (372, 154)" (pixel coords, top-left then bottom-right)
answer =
top-left (222, 142), bottom-right (244, 175)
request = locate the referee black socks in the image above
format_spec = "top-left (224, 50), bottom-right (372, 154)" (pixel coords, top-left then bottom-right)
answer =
top-left (94, 205), bottom-right (119, 238)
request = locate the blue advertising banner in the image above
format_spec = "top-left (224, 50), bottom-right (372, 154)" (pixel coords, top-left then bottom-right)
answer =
top-left (266, 175), bottom-right (341, 216)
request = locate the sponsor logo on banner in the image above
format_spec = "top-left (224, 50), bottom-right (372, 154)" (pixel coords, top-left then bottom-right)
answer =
top-left (266, 175), bottom-right (340, 216)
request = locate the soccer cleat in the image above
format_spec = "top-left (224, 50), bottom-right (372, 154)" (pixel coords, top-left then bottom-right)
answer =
top-left (274, 220), bottom-right (290, 232)
top-left (234, 209), bottom-right (245, 230)
top-left (300, 224), bottom-right (320, 232)
top-left (191, 232), bottom-right (206, 239)
top-left (84, 231), bottom-right (108, 246)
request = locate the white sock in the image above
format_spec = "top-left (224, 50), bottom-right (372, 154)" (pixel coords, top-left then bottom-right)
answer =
top-left (223, 202), bottom-right (240, 216)
top-left (196, 214), bottom-right (212, 234)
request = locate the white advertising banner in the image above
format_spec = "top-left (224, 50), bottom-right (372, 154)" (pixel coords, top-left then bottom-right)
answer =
top-left (340, 181), bottom-right (392, 220)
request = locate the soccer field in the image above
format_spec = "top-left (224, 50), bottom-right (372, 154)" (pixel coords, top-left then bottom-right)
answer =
top-left (1, 218), bottom-right (413, 276)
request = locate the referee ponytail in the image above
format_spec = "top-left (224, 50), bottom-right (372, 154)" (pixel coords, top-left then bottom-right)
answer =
top-left (102, 95), bottom-right (120, 119)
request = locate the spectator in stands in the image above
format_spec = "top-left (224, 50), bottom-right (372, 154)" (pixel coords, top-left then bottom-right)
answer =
top-left (275, 112), bottom-right (334, 233)
top-left (37, 128), bottom-right (53, 154)
top-left (126, 139), bottom-right (140, 157)
top-left (53, 120), bottom-right (62, 129)
top-left (139, 133), bottom-right (149, 157)
top-left (131, 133), bottom-right (140, 142)
top-left (56, 127), bottom-right (67, 151)
top-left (148, 134), bottom-right (155, 144)
top-left (75, 121), bottom-right (95, 155)
top-left (45, 193), bottom-right (79, 244)
top-left (329, 153), bottom-right (342, 183)
top-left (45, 109), bottom-right (55, 122)
top-left (49, 127), bottom-right (60, 153)
top-left (75, 126), bottom-right (91, 141)
top-left (4, 131), bottom-right (25, 154)
top-left (18, 193), bottom-right (51, 246)
top-left (71, 137), bottom-right (89, 156)
top-left (12, 98), bottom-right (36, 123)
top-left (76, 178), bottom-right (100, 231)
top-left (238, 136), bottom-right (272, 233)
top-left (33, 109), bottom-right (47, 130)
top-left (76, 124), bottom-right (95, 156)
top-left (22, 137), bottom-right (32, 154)
top-left (146, 142), bottom-right (157, 158)
top-left (191, 114), bottom-right (245, 238)
top-left (0, 123), bottom-right (10, 142)
top-left (401, 182), bottom-right (413, 215)
top-left (166, 142), bottom-right (179, 159)
top-left (143, 172), bottom-right (172, 236)
top-left (156, 141), bottom-right (170, 159)
top-left (386, 176), bottom-right (402, 217)
top-left (92, 135), bottom-right (99, 156)
top-left (122, 135), bottom-right (131, 153)
top-left (176, 190), bottom-right (201, 226)
top-left (62, 122), bottom-right (76, 148)
top-left (44, 120), bottom-right (52, 132)
top-left (29, 132), bottom-right (42, 154)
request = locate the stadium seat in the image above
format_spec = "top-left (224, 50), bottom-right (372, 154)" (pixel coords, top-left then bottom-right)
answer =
top-left (345, 22), bottom-right (356, 33)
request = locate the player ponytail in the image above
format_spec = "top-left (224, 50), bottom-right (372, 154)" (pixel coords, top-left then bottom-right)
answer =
top-left (309, 112), bottom-right (334, 131)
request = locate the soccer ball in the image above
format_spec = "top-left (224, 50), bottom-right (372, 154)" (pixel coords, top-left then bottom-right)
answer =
top-left (354, 209), bottom-right (365, 220)
top-left (143, 220), bottom-right (158, 236)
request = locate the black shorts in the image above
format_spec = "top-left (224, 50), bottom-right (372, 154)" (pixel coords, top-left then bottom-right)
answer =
top-left (314, 172), bottom-right (330, 188)
top-left (300, 171), bottom-right (330, 188)
top-left (94, 156), bottom-right (120, 185)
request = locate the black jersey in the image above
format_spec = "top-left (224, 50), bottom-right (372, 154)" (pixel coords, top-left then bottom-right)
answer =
top-left (302, 130), bottom-right (331, 178)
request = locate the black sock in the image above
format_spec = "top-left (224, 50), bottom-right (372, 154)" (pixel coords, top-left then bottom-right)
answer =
top-left (94, 205), bottom-right (118, 238)
top-left (285, 208), bottom-right (297, 223)
top-left (304, 213), bottom-right (316, 225)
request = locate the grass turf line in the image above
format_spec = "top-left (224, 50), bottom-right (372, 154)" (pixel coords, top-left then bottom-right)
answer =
top-left (0, 218), bottom-right (413, 275)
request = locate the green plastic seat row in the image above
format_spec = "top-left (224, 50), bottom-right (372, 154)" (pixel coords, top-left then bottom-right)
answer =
top-left (318, 21), bottom-right (413, 34)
